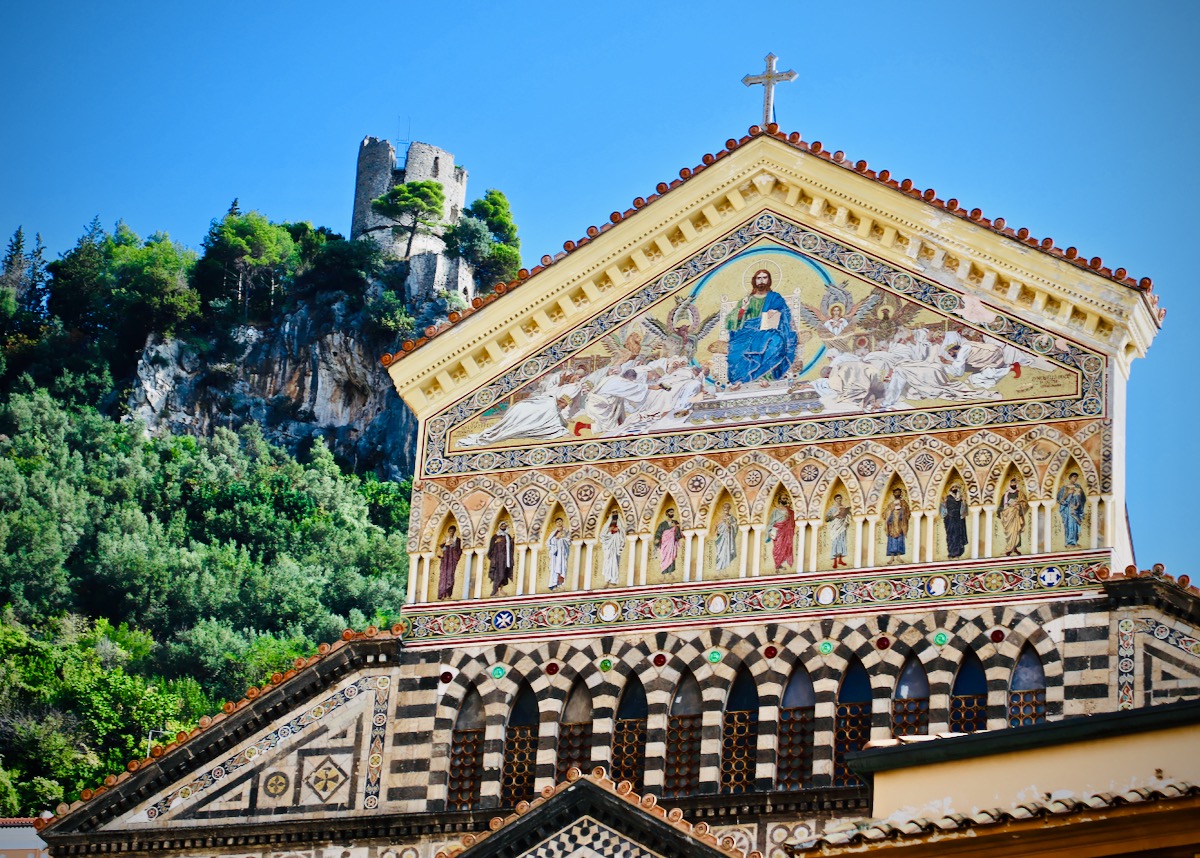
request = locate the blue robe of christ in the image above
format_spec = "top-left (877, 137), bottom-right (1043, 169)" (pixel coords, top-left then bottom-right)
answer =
top-left (725, 289), bottom-right (798, 384)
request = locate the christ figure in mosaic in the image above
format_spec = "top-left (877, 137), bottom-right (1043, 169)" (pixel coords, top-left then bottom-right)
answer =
top-left (825, 494), bottom-right (851, 569)
top-left (487, 521), bottom-right (514, 596)
top-left (940, 485), bottom-right (968, 559)
top-left (600, 513), bottom-right (625, 586)
top-left (724, 268), bottom-right (797, 386)
top-left (436, 525), bottom-right (462, 600)
top-left (884, 488), bottom-right (911, 564)
top-left (1056, 472), bottom-right (1086, 547)
top-left (998, 479), bottom-right (1029, 556)
top-left (766, 496), bottom-right (796, 571)
top-left (547, 518), bottom-right (570, 590)
top-left (655, 508), bottom-right (682, 576)
top-left (714, 502), bottom-right (738, 572)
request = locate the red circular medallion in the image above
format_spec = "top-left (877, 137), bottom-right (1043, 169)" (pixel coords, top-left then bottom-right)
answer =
top-left (652, 653), bottom-right (667, 668)
top-left (876, 636), bottom-right (891, 650)
top-left (990, 629), bottom-right (1005, 643)
top-left (764, 645), bottom-right (778, 659)
top-left (546, 662), bottom-right (560, 675)
top-left (439, 671), bottom-right (453, 684)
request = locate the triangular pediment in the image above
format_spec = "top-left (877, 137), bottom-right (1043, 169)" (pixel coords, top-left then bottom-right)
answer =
top-left (386, 130), bottom-right (1157, 432)
top-left (421, 215), bottom-right (1101, 478)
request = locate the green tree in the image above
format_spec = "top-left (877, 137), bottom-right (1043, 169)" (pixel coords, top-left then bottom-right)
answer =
top-left (47, 218), bottom-right (108, 335)
top-left (468, 189), bottom-right (520, 249)
top-left (0, 228), bottom-right (27, 297)
top-left (192, 211), bottom-right (298, 320)
top-left (370, 180), bottom-right (445, 259)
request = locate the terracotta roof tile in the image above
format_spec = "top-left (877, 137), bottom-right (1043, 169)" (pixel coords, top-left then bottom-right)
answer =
top-left (382, 124), bottom-right (1160, 368)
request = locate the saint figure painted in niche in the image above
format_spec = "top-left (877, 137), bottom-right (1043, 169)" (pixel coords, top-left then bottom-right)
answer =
top-left (655, 508), bottom-right (682, 576)
top-left (600, 513), bottom-right (625, 586)
top-left (766, 496), bottom-right (796, 571)
top-left (437, 525), bottom-right (463, 600)
top-left (940, 485), bottom-right (968, 559)
top-left (884, 488), bottom-right (911, 564)
top-left (723, 268), bottom-right (797, 385)
top-left (487, 521), bottom-right (514, 596)
top-left (1056, 472), bottom-right (1087, 547)
top-left (825, 493), bottom-right (851, 568)
top-left (714, 502), bottom-right (739, 572)
top-left (547, 518), bottom-right (570, 590)
top-left (998, 479), bottom-right (1029, 556)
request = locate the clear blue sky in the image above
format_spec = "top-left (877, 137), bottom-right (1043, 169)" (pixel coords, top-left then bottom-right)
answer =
top-left (1, 1), bottom-right (1196, 575)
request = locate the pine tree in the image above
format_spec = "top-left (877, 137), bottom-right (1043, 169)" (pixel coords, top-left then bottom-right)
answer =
top-left (22, 233), bottom-right (49, 319)
top-left (1, 227), bottom-right (28, 296)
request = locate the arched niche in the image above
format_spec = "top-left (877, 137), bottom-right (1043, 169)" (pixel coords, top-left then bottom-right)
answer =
top-left (720, 666), bottom-right (759, 795)
top-left (501, 680), bottom-right (539, 806)
top-left (612, 675), bottom-right (648, 790)
top-left (706, 489), bottom-right (742, 581)
top-left (556, 679), bottom-right (593, 781)
top-left (447, 686), bottom-right (485, 811)
top-left (764, 485), bottom-right (798, 574)
top-left (950, 649), bottom-right (987, 734)
top-left (1008, 646), bottom-right (1046, 727)
top-left (534, 501), bottom-right (571, 594)
top-left (934, 467), bottom-right (970, 561)
top-left (651, 494), bottom-right (684, 580)
top-left (595, 500), bottom-right (629, 590)
top-left (994, 464), bottom-right (1031, 558)
top-left (485, 510), bottom-right (517, 598)
top-left (877, 473), bottom-right (914, 567)
top-left (664, 671), bottom-right (703, 798)
top-left (816, 477), bottom-right (854, 572)
top-left (834, 658), bottom-right (871, 787)
top-left (1051, 459), bottom-right (1090, 551)
top-left (891, 655), bottom-right (930, 737)
top-left (429, 514), bottom-right (465, 601)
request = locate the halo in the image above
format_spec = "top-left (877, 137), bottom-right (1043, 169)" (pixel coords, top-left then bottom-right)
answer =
top-left (743, 258), bottom-right (783, 289)
top-left (829, 302), bottom-right (845, 315)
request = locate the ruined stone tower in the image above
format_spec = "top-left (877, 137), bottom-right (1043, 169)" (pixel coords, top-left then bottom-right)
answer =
top-left (351, 137), bottom-right (474, 304)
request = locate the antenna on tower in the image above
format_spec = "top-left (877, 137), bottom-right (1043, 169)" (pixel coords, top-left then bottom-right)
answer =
top-left (396, 115), bottom-right (412, 167)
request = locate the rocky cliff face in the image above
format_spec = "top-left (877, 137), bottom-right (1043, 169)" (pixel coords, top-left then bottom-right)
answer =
top-left (127, 294), bottom-right (416, 480)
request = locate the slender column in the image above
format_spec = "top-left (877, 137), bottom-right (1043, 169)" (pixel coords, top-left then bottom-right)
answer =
top-left (738, 525), bottom-right (751, 578)
top-left (515, 545), bottom-right (528, 596)
top-left (925, 511), bottom-right (936, 563)
top-left (1041, 501), bottom-right (1054, 554)
top-left (1088, 496), bottom-right (1102, 549)
top-left (625, 535), bottom-right (638, 587)
top-left (639, 535), bottom-right (651, 586)
top-left (473, 548), bottom-right (487, 599)
top-left (969, 507), bottom-right (982, 560)
top-left (795, 522), bottom-right (807, 574)
top-left (583, 540), bottom-right (596, 590)
top-left (407, 554), bottom-right (421, 603)
top-left (910, 512), bottom-right (922, 565)
top-left (866, 517), bottom-right (878, 568)
top-left (806, 520), bottom-right (819, 572)
top-left (460, 548), bottom-right (474, 601)
top-left (852, 517), bottom-right (866, 568)
top-left (751, 524), bottom-right (765, 576)
top-left (983, 505), bottom-right (996, 557)
top-left (1102, 494), bottom-right (1115, 548)
top-left (1029, 503), bottom-right (1040, 556)
top-left (420, 553), bottom-right (434, 603)
top-left (570, 539), bottom-right (584, 590)
top-left (693, 530), bottom-right (707, 581)
top-left (682, 531), bottom-right (695, 583)
top-left (529, 546), bottom-right (542, 592)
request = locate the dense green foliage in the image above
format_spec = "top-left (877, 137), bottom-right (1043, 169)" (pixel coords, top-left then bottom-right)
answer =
top-left (0, 389), bottom-right (409, 813)
top-left (444, 189), bottom-right (521, 290)
top-left (370, 180), bottom-right (447, 259)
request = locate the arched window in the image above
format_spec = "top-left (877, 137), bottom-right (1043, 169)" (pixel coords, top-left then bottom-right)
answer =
top-left (556, 679), bottom-right (593, 783)
top-left (950, 649), bottom-right (988, 734)
top-left (776, 666), bottom-right (815, 790)
top-left (501, 681), bottom-right (539, 805)
top-left (663, 671), bottom-right (703, 798)
top-left (891, 655), bottom-right (929, 736)
top-left (1008, 645), bottom-right (1047, 727)
top-left (834, 659), bottom-right (871, 787)
top-left (611, 675), bottom-right (647, 790)
top-left (720, 666), bottom-right (758, 794)
top-left (447, 687), bottom-right (485, 810)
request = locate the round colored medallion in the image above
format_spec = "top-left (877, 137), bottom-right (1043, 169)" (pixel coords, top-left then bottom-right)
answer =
top-left (599, 658), bottom-right (613, 672)
top-left (818, 640), bottom-right (834, 655)
top-left (598, 600), bottom-right (621, 623)
top-left (933, 632), bottom-right (949, 647)
top-left (876, 636), bottom-right (891, 650)
top-left (440, 671), bottom-right (453, 684)
top-left (707, 649), bottom-right (722, 664)
top-left (545, 662), bottom-right (559, 675)
top-left (491, 665), bottom-right (506, 679)
top-left (990, 629), bottom-right (1005, 643)
top-left (764, 645), bottom-right (779, 659)
top-left (653, 653), bottom-right (667, 668)
top-left (705, 592), bottom-right (730, 615)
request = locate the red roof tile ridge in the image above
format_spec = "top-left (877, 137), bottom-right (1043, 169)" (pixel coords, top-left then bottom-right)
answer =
top-left (36, 624), bottom-right (404, 832)
top-left (381, 124), bottom-right (1159, 369)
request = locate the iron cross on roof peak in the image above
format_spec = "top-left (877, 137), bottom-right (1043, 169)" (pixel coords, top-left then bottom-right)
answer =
top-left (742, 53), bottom-right (797, 127)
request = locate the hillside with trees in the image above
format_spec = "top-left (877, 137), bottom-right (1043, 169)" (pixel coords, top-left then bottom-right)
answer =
top-left (0, 187), bottom-right (519, 814)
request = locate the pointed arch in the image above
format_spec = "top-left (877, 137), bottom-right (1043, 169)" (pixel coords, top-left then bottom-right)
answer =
top-left (447, 686), bottom-right (485, 810)
top-left (558, 464), bottom-right (637, 538)
top-left (817, 476), bottom-right (854, 572)
top-left (1051, 460), bottom-right (1090, 550)
top-left (864, 455), bottom-right (923, 515)
top-left (732, 450), bottom-right (805, 520)
top-left (501, 680), bottom-right (539, 805)
top-left (950, 648), bottom-right (988, 734)
top-left (720, 665), bottom-right (759, 794)
top-left (891, 655), bottom-right (930, 737)
top-left (417, 482), bottom-right (477, 551)
top-left (664, 670), bottom-right (703, 798)
top-left (671, 455), bottom-right (750, 525)
top-left (934, 465), bottom-right (971, 561)
top-left (834, 658), bottom-right (871, 787)
top-left (612, 674), bottom-right (648, 791)
top-left (510, 470), bottom-right (582, 540)
top-left (556, 678), bottom-right (593, 782)
top-left (1008, 645), bottom-right (1047, 727)
top-left (777, 663), bottom-right (816, 791)
top-left (784, 446), bottom-right (849, 518)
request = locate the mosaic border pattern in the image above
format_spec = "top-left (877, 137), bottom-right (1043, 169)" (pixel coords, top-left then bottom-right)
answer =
top-left (1118, 617), bottom-right (1200, 710)
top-left (423, 211), bottom-right (1106, 478)
top-left (143, 674), bottom-right (391, 821)
top-left (399, 553), bottom-right (1108, 647)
